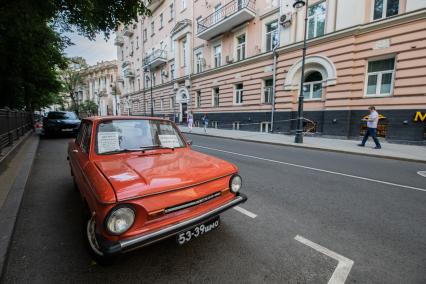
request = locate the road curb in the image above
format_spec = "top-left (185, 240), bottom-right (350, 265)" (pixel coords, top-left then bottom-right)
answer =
top-left (183, 132), bottom-right (426, 164)
top-left (0, 134), bottom-right (40, 279)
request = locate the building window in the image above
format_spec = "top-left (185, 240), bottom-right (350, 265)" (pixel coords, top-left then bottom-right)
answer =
top-left (236, 34), bottom-right (246, 61)
top-left (266, 21), bottom-right (278, 52)
top-left (170, 3), bottom-right (174, 19)
top-left (303, 71), bottom-right (323, 100)
top-left (366, 58), bottom-right (395, 96)
top-left (233, 122), bottom-right (240, 130)
top-left (161, 98), bottom-right (164, 110)
top-left (138, 78), bottom-right (140, 90)
top-left (151, 22), bottom-right (154, 35)
top-left (307, 1), bottom-right (326, 39)
top-left (214, 44), bottom-right (222, 68)
top-left (235, 84), bottom-right (243, 104)
top-left (170, 97), bottom-right (175, 109)
top-left (214, 4), bottom-right (222, 23)
top-left (160, 67), bottom-right (165, 84)
top-left (131, 42), bottom-right (134, 55)
top-left (160, 13), bottom-right (164, 28)
top-left (373, 0), bottom-right (399, 20)
top-left (260, 122), bottom-right (271, 133)
top-left (212, 87), bottom-right (219, 107)
top-left (143, 29), bottom-right (147, 42)
top-left (152, 72), bottom-right (156, 86)
top-left (196, 91), bottom-right (201, 107)
top-left (182, 39), bottom-right (187, 67)
top-left (181, 0), bottom-right (186, 10)
top-left (264, 79), bottom-right (273, 104)
top-left (136, 36), bottom-right (139, 49)
top-left (196, 52), bottom-right (203, 73)
top-left (170, 63), bottom-right (175, 80)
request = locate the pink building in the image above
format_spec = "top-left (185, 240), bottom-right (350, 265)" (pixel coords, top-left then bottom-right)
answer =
top-left (117, 0), bottom-right (426, 143)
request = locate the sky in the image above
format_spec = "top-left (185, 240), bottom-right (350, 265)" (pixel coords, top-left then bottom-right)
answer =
top-left (64, 33), bottom-right (117, 65)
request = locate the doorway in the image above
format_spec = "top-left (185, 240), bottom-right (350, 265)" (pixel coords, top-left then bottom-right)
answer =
top-left (181, 103), bottom-right (187, 123)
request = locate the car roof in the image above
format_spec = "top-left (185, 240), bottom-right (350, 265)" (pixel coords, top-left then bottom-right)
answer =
top-left (82, 116), bottom-right (171, 123)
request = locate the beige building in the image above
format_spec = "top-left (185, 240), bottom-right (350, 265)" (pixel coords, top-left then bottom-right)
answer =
top-left (116, 0), bottom-right (426, 143)
top-left (77, 60), bottom-right (120, 116)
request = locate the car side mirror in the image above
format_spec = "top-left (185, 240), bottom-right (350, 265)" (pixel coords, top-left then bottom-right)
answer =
top-left (186, 139), bottom-right (193, 146)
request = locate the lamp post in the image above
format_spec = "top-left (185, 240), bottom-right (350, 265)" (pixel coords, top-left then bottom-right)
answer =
top-left (144, 67), bottom-right (154, 117)
top-left (294, 0), bottom-right (308, 144)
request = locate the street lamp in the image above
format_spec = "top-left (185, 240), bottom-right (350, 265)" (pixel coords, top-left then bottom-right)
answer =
top-left (293, 0), bottom-right (308, 144)
top-left (144, 67), bottom-right (154, 117)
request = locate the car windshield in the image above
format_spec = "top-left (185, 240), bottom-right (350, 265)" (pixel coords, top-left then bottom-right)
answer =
top-left (96, 119), bottom-right (186, 154)
top-left (47, 112), bottom-right (78, 120)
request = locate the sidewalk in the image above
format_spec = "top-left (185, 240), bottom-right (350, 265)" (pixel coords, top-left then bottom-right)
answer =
top-left (179, 126), bottom-right (426, 163)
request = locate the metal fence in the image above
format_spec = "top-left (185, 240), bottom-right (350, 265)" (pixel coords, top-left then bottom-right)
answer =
top-left (0, 109), bottom-right (33, 152)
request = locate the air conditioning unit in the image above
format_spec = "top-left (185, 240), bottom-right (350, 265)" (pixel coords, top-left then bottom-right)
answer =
top-left (185, 79), bottom-right (191, 88)
top-left (279, 13), bottom-right (292, 28)
top-left (226, 55), bottom-right (233, 64)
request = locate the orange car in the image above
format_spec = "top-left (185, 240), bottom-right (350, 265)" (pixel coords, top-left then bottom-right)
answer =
top-left (68, 116), bottom-right (247, 262)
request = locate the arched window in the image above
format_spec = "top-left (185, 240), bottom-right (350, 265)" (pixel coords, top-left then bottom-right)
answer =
top-left (303, 71), bottom-right (323, 100)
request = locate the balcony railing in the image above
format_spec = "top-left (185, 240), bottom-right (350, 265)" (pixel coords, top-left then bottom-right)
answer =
top-left (123, 26), bottom-right (134, 37)
top-left (145, 0), bottom-right (164, 12)
top-left (124, 68), bottom-right (135, 78)
top-left (143, 49), bottom-right (168, 68)
top-left (114, 35), bottom-right (124, 46)
top-left (197, 0), bottom-right (256, 40)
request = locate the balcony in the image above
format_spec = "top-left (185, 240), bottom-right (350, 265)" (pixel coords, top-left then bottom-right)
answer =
top-left (143, 49), bottom-right (167, 69)
top-left (123, 26), bottom-right (134, 37)
top-left (122, 60), bottom-right (131, 68)
top-left (114, 35), bottom-right (124, 46)
top-left (123, 68), bottom-right (135, 78)
top-left (145, 0), bottom-right (164, 12)
top-left (197, 0), bottom-right (256, 40)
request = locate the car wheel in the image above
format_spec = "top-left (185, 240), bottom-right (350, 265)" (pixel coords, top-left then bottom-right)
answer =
top-left (85, 214), bottom-right (116, 265)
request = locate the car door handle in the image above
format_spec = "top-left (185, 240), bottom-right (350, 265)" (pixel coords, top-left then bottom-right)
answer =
top-left (72, 149), bottom-right (79, 153)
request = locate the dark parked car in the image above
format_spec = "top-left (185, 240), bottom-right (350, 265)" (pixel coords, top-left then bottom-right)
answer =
top-left (43, 111), bottom-right (81, 137)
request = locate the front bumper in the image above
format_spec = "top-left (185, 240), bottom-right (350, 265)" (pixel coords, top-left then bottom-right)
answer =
top-left (98, 193), bottom-right (247, 255)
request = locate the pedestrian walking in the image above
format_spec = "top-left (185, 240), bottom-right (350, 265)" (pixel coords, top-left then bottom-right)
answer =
top-left (187, 111), bottom-right (194, 132)
top-left (358, 106), bottom-right (382, 149)
top-left (202, 114), bottom-right (209, 133)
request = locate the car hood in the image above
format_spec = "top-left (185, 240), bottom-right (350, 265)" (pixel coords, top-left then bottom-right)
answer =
top-left (94, 149), bottom-right (237, 201)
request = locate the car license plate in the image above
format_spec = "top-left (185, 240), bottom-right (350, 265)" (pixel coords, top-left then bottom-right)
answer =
top-left (176, 216), bottom-right (220, 245)
top-left (61, 128), bottom-right (73, 132)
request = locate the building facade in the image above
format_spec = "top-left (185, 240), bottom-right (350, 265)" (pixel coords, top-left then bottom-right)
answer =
top-left (76, 60), bottom-right (120, 116)
top-left (116, 0), bottom-right (426, 143)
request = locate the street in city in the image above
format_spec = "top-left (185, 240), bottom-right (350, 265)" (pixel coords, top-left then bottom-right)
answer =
top-left (1, 135), bottom-right (425, 284)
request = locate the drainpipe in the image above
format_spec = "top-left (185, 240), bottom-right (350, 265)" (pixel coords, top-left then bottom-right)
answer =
top-left (270, 7), bottom-right (283, 133)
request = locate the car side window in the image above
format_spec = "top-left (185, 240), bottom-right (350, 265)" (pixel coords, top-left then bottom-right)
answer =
top-left (76, 123), bottom-right (86, 146)
top-left (81, 123), bottom-right (92, 154)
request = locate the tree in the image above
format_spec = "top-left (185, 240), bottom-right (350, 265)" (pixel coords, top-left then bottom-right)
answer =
top-left (0, 0), bottom-right (150, 110)
top-left (60, 57), bottom-right (88, 112)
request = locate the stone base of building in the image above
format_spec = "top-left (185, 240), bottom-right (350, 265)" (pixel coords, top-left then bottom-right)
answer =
top-left (192, 109), bottom-right (426, 145)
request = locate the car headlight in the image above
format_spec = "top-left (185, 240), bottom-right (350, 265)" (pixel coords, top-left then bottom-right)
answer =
top-left (230, 174), bottom-right (242, 193)
top-left (106, 206), bottom-right (135, 235)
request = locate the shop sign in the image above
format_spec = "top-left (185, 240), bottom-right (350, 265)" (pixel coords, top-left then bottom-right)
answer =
top-left (413, 111), bottom-right (426, 122)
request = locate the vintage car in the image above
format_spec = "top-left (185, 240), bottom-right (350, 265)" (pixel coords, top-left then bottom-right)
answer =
top-left (68, 116), bottom-right (247, 262)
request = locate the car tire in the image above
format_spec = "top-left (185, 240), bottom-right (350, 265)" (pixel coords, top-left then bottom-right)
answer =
top-left (84, 214), bottom-right (116, 266)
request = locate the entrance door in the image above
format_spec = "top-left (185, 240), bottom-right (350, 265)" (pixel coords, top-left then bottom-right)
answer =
top-left (181, 103), bottom-right (188, 123)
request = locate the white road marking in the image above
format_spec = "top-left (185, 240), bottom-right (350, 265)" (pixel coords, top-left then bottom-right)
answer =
top-left (233, 206), bottom-right (257, 218)
top-left (194, 145), bottom-right (426, 193)
top-left (295, 235), bottom-right (354, 284)
top-left (417, 171), bottom-right (426, 178)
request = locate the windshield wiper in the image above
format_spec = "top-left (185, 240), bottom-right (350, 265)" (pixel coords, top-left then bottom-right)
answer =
top-left (139, 144), bottom-right (175, 151)
top-left (100, 148), bottom-right (141, 155)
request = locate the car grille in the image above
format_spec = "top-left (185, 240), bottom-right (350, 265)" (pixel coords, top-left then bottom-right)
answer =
top-left (164, 191), bottom-right (222, 214)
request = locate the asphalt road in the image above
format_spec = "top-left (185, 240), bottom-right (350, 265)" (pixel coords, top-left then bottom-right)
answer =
top-left (2, 135), bottom-right (426, 283)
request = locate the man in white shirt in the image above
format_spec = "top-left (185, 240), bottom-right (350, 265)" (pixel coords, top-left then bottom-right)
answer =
top-left (358, 106), bottom-right (382, 149)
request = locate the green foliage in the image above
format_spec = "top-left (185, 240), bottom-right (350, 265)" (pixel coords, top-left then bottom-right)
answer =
top-left (0, 0), bottom-right (150, 110)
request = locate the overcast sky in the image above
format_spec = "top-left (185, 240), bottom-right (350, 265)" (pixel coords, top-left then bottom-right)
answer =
top-left (64, 33), bottom-right (117, 65)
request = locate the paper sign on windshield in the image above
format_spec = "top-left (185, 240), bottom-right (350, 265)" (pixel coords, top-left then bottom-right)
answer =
top-left (159, 134), bottom-right (180, 148)
top-left (98, 132), bottom-right (120, 153)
